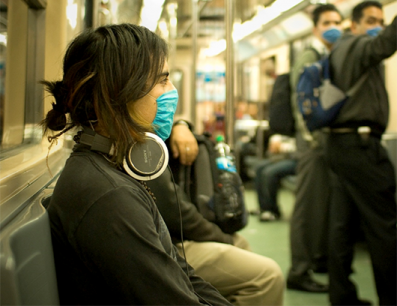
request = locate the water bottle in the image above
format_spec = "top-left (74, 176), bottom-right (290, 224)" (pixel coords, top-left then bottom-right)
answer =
top-left (214, 135), bottom-right (230, 156)
top-left (214, 135), bottom-right (236, 173)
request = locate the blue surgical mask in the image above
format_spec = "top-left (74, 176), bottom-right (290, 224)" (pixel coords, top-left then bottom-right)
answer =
top-left (366, 26), bottom-right (383, 37)
top-left (151, 89), bottom-right (179, 141)
top-left (322, 27), bottom-right (342, 44)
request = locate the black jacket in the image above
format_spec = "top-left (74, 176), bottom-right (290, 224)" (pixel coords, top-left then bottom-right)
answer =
top-left (329, 16), bottom-right (397, 131)
top-left (47, 143), bottom-right (232, 305)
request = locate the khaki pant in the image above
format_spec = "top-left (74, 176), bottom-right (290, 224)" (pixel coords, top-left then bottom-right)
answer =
top-left (177, 234), bottom-right (284, 306)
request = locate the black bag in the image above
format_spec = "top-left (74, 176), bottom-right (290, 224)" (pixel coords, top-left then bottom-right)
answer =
top-left (268, 73), bottom-right (295, 136)
top-left (169, 133), bottom-right (248, 234)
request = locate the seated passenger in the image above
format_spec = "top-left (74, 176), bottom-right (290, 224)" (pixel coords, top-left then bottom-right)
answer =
top-left (42, 24), bottom-right (233, 306)
top-left (146, 122), bottom-right (285, 306)
top-left (254, 134), bottom-right (297, 221)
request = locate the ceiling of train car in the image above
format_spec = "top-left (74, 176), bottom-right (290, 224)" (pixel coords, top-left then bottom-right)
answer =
top-left (161, 0), bottom-right (309, 56)
top-left (108, 0), bottom-right (395, 61)
top-left (110, 0), bottom-right (277, 49)
top-left (168, 0), bottom-right (276, 39)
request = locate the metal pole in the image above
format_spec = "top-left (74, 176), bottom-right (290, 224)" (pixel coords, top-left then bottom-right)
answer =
top-left (167, 3), bottom-right (178, 69)
top-left (190, 0), bottom-right (198, 127)
top-left (92, 0), bottom-right (100, 28)
top-left (225, 0), bottom-right (235, 148)
top-left (182, 1), bottom-right (208, 38)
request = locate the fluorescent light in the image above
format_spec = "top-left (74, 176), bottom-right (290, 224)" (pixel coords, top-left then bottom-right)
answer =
top-left (234, 0), bottom-right (304, 42)
top-left (233, 17), bottom-right (265, 41)
top-left (280, 11), bottom-right (312, 36)
top-left (158, 19), bottom-right (169, 38)
top-left (203, 39), bottom-right (226, 57)
top-left (170, 16), bottom-right (177, 27)
top-left (271, 0), bottom-right (304, 15)
top-left (204, 0), bottom-right (304, 57)
top-left (140, 0), bottom-right (166, 31)
top-left (66, 0), bottom-right (78, 29)
top-left (0, 33), bottom-right (7, 46)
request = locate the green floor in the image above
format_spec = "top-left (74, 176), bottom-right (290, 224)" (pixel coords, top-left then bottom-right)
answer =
top-left (239, 184), bottom-right (378, 306)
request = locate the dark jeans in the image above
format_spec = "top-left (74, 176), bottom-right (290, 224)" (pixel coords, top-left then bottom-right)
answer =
top-left (326, 133), bottom-right (396, 306)
top-left (254, 158), bottom-right (297, 215)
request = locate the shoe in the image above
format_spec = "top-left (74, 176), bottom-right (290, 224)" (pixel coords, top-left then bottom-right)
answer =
top-left (287, 275), bottom-right (329, 293)
top-left (312, 263), bottom-right (328, 273)
top-left (312, 257), bottom-right (328, 273)
top-left (356, 300), bottom-right (372, 306)
top-left (249, 209), bottom-right (260, 215)
top-left (331, 299), bottom-right (372, 305)
top-left (312, 265), bottom-right (328, 273)
top-left (259, 211), bottom-right (279, 222)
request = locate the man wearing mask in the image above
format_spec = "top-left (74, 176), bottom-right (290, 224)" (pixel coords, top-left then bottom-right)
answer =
top-left (326, 1), bottom-right (396, 305)
top-left (146, 121), bottom-right (285, 306)
top-left (286, 4), bottom-right (343, 293)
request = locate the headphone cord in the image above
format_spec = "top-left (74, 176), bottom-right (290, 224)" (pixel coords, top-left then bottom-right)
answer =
top-left (167, 166), bottom-right (190, 277)
top-left (168, 166), bottom-right (214, 306)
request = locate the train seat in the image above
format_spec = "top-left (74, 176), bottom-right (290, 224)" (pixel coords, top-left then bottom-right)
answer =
top-left (0, 191), bottom-right (59, 306)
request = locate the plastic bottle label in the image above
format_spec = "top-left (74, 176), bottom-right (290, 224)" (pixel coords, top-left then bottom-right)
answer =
top-left (216, 156), bottom-right (236, 172)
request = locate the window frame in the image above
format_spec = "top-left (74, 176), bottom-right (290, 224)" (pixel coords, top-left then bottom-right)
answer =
top-left (24, 0), bottom-right (46, 143)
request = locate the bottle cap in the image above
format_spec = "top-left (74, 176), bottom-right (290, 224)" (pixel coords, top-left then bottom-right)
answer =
top-left (216, 135), bottom-right (225, 142)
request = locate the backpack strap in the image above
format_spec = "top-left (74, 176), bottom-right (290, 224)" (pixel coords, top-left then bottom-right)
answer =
top-left (195, 134), bottom-right (219, 188)
top-left (329, 34), bottom-right (367, 93)
top-left (307, 46), bottom-right (322, 61)
top-left (328, 36), bottom-right (369, 97)
top-left (346, 72), bottom-right (369, 97)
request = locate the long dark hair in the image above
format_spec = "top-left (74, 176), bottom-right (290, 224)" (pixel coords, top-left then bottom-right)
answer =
top-left (41, 24), bottom-right (168, 165)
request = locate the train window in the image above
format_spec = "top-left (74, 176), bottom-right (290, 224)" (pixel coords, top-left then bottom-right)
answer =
top-left (0, 2), bottom-right (6, 146)
top-left (0, 0), bottom-right (91, 160)
top-left (0, 0), bottom-right (46, 156)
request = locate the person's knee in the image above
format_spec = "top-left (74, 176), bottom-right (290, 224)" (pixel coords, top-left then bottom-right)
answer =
top-left (252, 257), bottom-right (284, 305)
top-left (264, 258), bottom-right (284, 288)
top-left (260, 258), bottom-right (285, 292)
top-left (232, 233), bottom-right (251, 251)
top-left (263, 167), bottom-right (279, 182)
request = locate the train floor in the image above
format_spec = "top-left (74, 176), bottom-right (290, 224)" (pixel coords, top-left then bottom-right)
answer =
top-left (239, 183), bottom-right (378, 306)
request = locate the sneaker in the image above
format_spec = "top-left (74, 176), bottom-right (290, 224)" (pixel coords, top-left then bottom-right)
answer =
top-left (259, 211), bottom-right (278, 222)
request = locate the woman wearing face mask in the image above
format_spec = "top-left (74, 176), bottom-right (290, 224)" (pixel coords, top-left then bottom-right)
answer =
top-left (42, 24), bottom-right (232, 306)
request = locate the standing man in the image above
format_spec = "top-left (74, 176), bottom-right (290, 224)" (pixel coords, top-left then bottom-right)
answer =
top-left (286, 4), bottom-right (343, 293)
top-left (326, 1), bottom-right (396, 305)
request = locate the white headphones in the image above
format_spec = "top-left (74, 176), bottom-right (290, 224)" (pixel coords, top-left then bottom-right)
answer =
top-left (79, 128), bottom-right (169, 181)
top-left (122, 132), bottom-right (169, 181)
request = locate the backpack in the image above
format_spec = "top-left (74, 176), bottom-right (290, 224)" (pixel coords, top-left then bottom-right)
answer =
top-left (297, 56), bottom-right (368, 131)
top-left (268, 48), bottom-right (320, 136)
top-left (268, 73), bottom-right (295, 136)
top-left (170, 133), bottom-right (248, 234)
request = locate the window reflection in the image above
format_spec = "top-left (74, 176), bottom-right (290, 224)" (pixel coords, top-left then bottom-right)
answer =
top-left (0, 2), bottom-right (6, 145)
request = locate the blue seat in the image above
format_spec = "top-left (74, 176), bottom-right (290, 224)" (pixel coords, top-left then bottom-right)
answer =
top-left (0, 191), bottom-right (59, 305)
